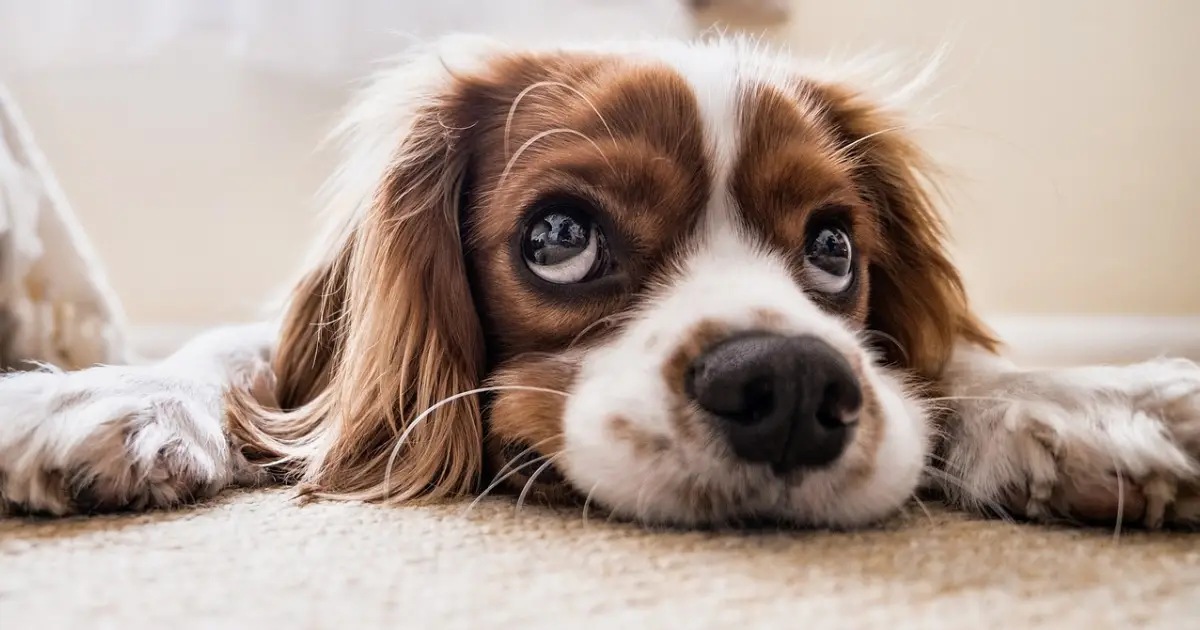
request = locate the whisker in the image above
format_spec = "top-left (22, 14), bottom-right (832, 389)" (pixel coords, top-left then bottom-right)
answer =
top-left (460, 436), bottom-right (563, 517)
top-left (922, 465), bottom-right (1015, 524)
top-left (833, 125), bottom-right (912, 161)
top-left (1113, 465), bottom-right (1126, 543)
top-left (504, 81), bottom-right (616, 160)
top-left (925, 395), bottom-right (1024, 406)
top-left (383, 385), bottom-right (569, 501)
top-left (828, 117), bottom-right (1067, 216)
top-left (1094, 437), bottom-right (1128, 544)
top-left (488, 435), bottom-right (562, 488)
top-left (859, 329), bottom-right (911, 366)
top-left (498, 128), bottom-right (613, 189)
top-left (581, 482), bottom-right (602, 526)
top-left (910, 495), bottom-right (935, 525)
top-left (925, 452), bottom-right (951, 466)
top-left (515, 455), bottom-right (563, 515)
top-left (462, 452), bottom-right (554, 517)
top-left (568, 312), bottom-right (631, 349)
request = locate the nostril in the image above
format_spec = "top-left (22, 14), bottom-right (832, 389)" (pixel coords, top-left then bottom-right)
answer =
top-left (815, 380), bottom-right (862, 429)
top-left (686, 332), bottom-right (862, 472)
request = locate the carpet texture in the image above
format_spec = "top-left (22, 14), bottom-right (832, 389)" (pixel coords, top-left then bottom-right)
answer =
top-left (2, 489), bottom-right (1198, 629)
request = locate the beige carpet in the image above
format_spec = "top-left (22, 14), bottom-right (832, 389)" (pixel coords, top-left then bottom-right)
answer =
top-left (2, 489), bottom-right (1198, 629)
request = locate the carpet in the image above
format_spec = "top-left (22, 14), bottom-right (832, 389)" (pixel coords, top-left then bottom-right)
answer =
top-left (2, 489), bottom-right (1198, 629)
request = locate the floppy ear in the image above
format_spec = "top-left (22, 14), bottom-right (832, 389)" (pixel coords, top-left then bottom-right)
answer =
top-left (815, 84), bottom-right (998, 381)
top-left (228, 38), bottom-right (502, 503)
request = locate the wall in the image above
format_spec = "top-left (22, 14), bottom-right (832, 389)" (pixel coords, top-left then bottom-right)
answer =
top-left (6, 0), bottom-right (1198, 327)
top-left (756, 0), bottom-right (1200, 315)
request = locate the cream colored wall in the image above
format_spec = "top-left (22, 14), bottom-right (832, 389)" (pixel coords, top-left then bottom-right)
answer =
top-left (8, 48), bottom-right (343, 326)
top-left (754, 0), bottom-right (1200, 315)
top-left (7, 0), bottom-right (1199, 327)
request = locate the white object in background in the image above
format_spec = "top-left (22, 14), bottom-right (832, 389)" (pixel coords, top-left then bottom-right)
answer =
top-left (0, 0), bottom-right (739, 80)
top-left (0, 84), bottom-right (129, 369)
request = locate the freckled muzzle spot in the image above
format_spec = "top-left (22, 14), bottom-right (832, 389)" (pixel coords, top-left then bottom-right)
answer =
top-left (608, 415), bottom-right (671, 457)
top-left (662, 320), bottom-right (734, 399)
top-left (839, 375), bottom-right (884, 485)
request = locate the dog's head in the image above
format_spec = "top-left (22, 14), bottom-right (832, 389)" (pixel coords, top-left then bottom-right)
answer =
top-left (234, 35), bottom-right (995, 527)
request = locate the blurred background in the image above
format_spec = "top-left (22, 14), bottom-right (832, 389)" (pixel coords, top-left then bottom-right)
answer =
top-left (0, 0), bottom-right (1196, 360)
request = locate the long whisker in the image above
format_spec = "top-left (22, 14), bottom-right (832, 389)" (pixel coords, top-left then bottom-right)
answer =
top-left (922, 465), bottom-right (1015, 524)
top-left (925, 395), bottom-right (1024, 406)
top-left (910, 495), bottom-right (935, 525)
top-left (581, 482), bottom-right (602, 526)
top-left (1093, 437), bottom-right (1128, 544)
top-left (858, 329), bottom-right (911, 366)
top-left (568, 312), bottom-right (631, 349)
top-left (488, 435), bottom-right (562, 488)
top-left (462, 452), bottom-right (555, 517)
top-left (498, 128), bottom-right (613, 188)
top-left (830, 119), bottom-right (1066, 214)
top-left (1113, 464), bottom-right (1126, 543)
top-left (461, 436), bottom-right (563, 516)
top-left (515, 455), bottom-right (563, 515)
top-left (504, 81), bottom-right (617, 160)
top-left (833, 125), bottom-right (912, 161)
top-left (383, 385), bottom-right (569, 500)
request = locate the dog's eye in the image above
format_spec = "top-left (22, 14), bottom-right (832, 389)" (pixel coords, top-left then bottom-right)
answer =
top-left (522, 201), bottom-right (608, 284)
top-left (803, 226), bottom-right (853, 293)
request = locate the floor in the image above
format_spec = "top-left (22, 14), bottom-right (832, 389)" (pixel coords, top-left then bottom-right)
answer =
top-left (2, 489), bottom-right (1198, 629)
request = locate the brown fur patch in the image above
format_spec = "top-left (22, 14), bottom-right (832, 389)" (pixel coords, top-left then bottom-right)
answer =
top-left (839, 375), bottom-right (885, 486)
top-left (659, 320), bottom-right (736, 445)
top-left (803, 81), bottom-right (998, 379)
top-left (732, 83), bottom-right (879, 323)
top-left (465, 60), bottom-right (710, 354)
top-left (222, 41), bottom-right (997, 518)
top-left (483, 351), bottom-right (583, 502)
top-left (661, 320), bottom-right (733, 398)
top-left (751, 309), bottom-right (787, 330)
top-left (609, 416), bottom-right (671, 458)
top-left (732, 79), bottom-right (997, 378)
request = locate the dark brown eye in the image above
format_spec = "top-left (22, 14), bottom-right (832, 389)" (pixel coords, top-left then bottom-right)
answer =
top-left (521, 198), bottom-right (610, 284)
top-left (803, 226), bottom-right (853, 293)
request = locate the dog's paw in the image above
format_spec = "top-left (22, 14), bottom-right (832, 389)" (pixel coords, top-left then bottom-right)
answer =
top-left (0, 368), bottom-right (266, 516)
top-left (940, 357), bottom-right (1200, 528)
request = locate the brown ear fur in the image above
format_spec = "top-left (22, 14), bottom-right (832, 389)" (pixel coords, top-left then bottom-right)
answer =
top-left (227, 52), bottom-right (488, 503)
top-left (817, 84), bottom-right (999, 381)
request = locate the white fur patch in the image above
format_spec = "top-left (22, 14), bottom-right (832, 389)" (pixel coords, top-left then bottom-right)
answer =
top-left (0, 324), bottom-right (274, 515)
top-left (560, 223), bottom-right (928, 527)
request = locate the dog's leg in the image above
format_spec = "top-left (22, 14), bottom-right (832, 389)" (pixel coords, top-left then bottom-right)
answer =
top-left (934, 344), bottom-right (1200, 528)
top-left (0, 323), bottom-right (277, 516)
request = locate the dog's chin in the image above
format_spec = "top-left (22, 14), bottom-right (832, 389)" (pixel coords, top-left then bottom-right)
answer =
top-left (562, 459), bottom-right (924, 531)
top-left (554, 365), bottom-right (929, 530)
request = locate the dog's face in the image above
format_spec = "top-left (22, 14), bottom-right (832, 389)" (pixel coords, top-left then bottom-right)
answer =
top-left (253, 36), bottom-right (992, 528)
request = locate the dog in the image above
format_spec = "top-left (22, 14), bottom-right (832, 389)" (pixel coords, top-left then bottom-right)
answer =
top-left (2, 35), bottom-right (1198, 529)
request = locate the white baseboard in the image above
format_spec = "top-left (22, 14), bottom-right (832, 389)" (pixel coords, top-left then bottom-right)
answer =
top-left (128, 315), bottom-right (1200, 366)
top-left (988, 315), bottom-right (1200, 367)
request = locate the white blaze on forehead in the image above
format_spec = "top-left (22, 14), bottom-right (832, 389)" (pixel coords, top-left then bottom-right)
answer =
top-left (543, 37), bottom-right (931, 527)
top-left (648, 42), bottom-right (745, 235)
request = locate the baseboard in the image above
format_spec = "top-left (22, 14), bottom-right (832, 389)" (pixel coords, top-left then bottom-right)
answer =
top-left (128, 315), bottom-right (1200, 366)
top-left (987, 315), bottom-right (1200, 367)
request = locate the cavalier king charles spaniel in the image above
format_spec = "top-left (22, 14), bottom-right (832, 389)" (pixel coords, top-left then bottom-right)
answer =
top-left (2, 35), bottom-right (1199, 529)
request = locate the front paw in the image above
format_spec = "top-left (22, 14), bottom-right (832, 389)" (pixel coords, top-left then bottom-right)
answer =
top-left (941, 358), bottom-right (1200, 528)
top-left (0, 370), bottom-right (261, 516)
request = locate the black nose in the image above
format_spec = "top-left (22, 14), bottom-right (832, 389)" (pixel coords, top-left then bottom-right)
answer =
top-left (685, 333), bottom-right (862, 473)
